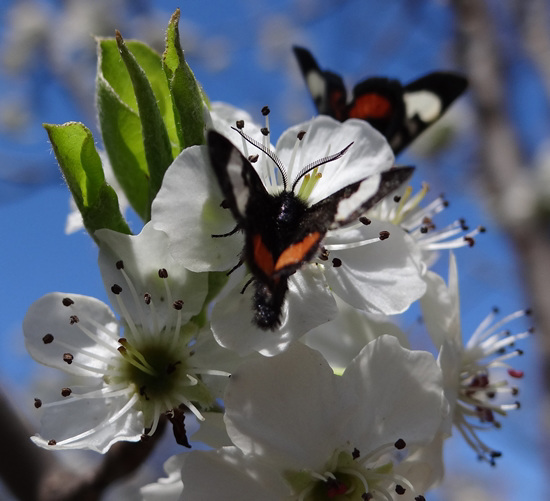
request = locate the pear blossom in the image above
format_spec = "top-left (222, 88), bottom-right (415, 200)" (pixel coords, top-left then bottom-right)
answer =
top-left (152, 112), bottom-right (426, 355)
top-left (23, 223), bottom-right (236, 453)
top-left (366, 182), bottom-right (485, 271)
top-left (176, 337), bottom-right (446, 500)
top-left (421, 252), bottom-right (532, 464)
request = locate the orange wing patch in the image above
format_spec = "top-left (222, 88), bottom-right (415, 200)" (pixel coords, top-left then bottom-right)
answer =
top-left (349, 93), bottom-right (392, 120)
top-left (253, 234), bottom-right (275, 276)
top-left (274, 232), bottom-right (322, 272)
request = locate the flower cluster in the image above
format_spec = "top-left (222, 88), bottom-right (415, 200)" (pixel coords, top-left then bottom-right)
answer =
top-left (24, 10), bottom-right (531, 501)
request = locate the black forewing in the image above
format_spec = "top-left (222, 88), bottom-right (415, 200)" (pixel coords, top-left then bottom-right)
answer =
top-left (348, 77), bottom-right (406, 140)
top-left (305, 166), bottom-right (415, 231)
top-left (391, 72), bottom-right (468, 154)
top-left (293, 46), bottom-right (348, 120)
top-left (207, 130), bottom-right (270, 226)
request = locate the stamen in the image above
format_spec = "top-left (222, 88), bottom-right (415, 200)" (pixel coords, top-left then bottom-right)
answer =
top-left (118, 343), bottom-right (157, 377)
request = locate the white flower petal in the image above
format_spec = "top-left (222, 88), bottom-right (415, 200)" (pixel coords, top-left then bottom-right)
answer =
top-left (211, 266), bottom-right (337, 356)
top-left (141, 454), bottom-right (186, 501)
top-left (420, 253), bottom-right (462, 349)
top-left (32, 390), bottom-right (143, 453)
top-left (343, 335), bottom-right (447, 450)
top-left (23, 292), bottom-right (118, 377)
top-left (224, 343), bottom-right (349, 471)
top-left (151, 145), bottom-right (243, 272)
top-left (97, 222), bottom-right (208, 324)
top-left (180, 447), bottom-right (288, 500)
top-left (302, 297), bottom-right (410, 369)
top-left (276, 116), bottom-right (394, 204)
top-left (324, 222), bottom-right (426, 314)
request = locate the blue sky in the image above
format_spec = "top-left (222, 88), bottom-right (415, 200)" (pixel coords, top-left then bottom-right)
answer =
top-left (0, 0), bottom-right (544, 498)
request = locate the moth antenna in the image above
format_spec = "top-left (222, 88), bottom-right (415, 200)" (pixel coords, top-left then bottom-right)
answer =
top-left (231, 126), bottom-right (288, 190)
top-left (291, 142), bottom-right (354, 192)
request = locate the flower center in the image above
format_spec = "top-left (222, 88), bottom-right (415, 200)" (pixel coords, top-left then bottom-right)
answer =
top-left (285, 441), bottom-right (424, 501)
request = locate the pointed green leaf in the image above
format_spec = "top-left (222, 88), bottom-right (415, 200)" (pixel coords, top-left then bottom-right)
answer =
top-left (163, 9), bottom-right (207, 148)
top-left (44, 122), bottom-right (131, 240)
top-left (115, 31), bottom-right (174, 209)
top-left (97, 36), bottom-right (180, 221)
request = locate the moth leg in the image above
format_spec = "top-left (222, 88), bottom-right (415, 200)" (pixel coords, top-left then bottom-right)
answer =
top-left (212, 224), bottom-right (240, 238)
top-left (226, 259), bottom-right (244, 276)
top-left (240, 276), bottom-right (254, 294)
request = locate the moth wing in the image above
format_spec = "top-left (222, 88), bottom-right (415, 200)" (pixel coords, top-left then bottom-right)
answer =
top-left (307, 166), bottom-right (415, 230)
top-left (207, 130), bottom-right (269, 226)
top-left (293, 46), bottom-right (348, 120)
top-left (392, 72), bottom-right (468, 153)
top-left (348, 77), bottom-right (406, 140)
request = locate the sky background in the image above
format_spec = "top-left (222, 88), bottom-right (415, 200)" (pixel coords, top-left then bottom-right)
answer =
top-left (0, 0), bottom-right (545, 499)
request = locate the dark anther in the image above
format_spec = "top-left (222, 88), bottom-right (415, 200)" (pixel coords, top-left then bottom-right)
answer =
top-left (517, 349), bottom-right (524, 356)
top-left (332, 257), bottom-right (342, 268)
top-left (359, 216), bottom-right (371, 225)
top-left (47, 440), bottom-right (57, 446)
top-left (63, 353), bottom-right (74, 364)
top-left (260, 127), bottom-right (269, 136)
top-left (464, 236), bottom-right (475, 247)
top-left (515, 401), bottom-right (521, 409)
top-left (220, 199), bottom-right (230, 209)
top-left (512, 387), bottom-right (519, 396)
top-left (420, 226), bottom-right (428, 234)
top-left (173, 299), bottom-right (184, 310)
top-left (393, 195), bottom-right (401, 202)
top-left (61, 388), bottom-right (72, 397)
top-left (34, 398), bottom-right (42, 409)
top-left (319, 247), bottom-right (329, 261)
top-left (525, 308), bottom-right (533, 316)
top-left (362, 493), bottom-right (374, 500)
top-left (395, 485), bottom-right (406, 495)
top-left (158, 268), bottom-right (169, 279)
top-left (116, 260), bottom-right (124, 269)
top-left (491, 451), bottom-right (502, 458)
top-left (479, 226), bottom-right (487, 233)
top-left (111, 284), bottom-right (122, 294)
top-left (261, 105), bottom-right (270, 116)
top-left (443, 200), bottom-right (450, 208)
top-left (394, 438), bottom-right (406, 450)
top-left (248, 154), bottom-right (259, 163)
top-left (42, 333), bottom-right (54, 344)
top-left (492, 306), bottom-right (500, 314)
top-left (352, 448), bottom-right (360, 459)
top-left (144, 293), bottom-right (151, 305)
top-left (415, 496), bottom-right (426, 501)
top-left (297, 130), bottom-right (306, 140)
top-left (62, 297), bottom-right (74, 307)
top-left (236, 120), bottom-right (244, 129)
top-left (379, 230), bottom-right (390, 240)
top-left (69, 315), bottom-right (79, 325)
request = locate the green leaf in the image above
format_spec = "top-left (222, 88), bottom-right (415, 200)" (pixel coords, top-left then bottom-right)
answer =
top-left (44, 122), bottom-right (131, 240)
top-left (163, 9), bottom-right (207, 148)
top-left (97, 35), bottom-right (179, 221)
top-left (115, 31), bottom-right (174, 210)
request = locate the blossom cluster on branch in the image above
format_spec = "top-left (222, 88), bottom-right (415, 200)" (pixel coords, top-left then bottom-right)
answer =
top-left (23, 9), bottom-right (531, 501)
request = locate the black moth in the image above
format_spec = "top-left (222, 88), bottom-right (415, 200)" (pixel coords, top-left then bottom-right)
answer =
top-left (293, 46), bottom-right (468, 155)
top-left (207, 128), bottom-right (414, 330)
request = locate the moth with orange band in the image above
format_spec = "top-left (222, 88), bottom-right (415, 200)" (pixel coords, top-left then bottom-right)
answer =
top-left (207, 129), bottom-right (414, 330)
top-left (293, 46), bottom-right (468, 155)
